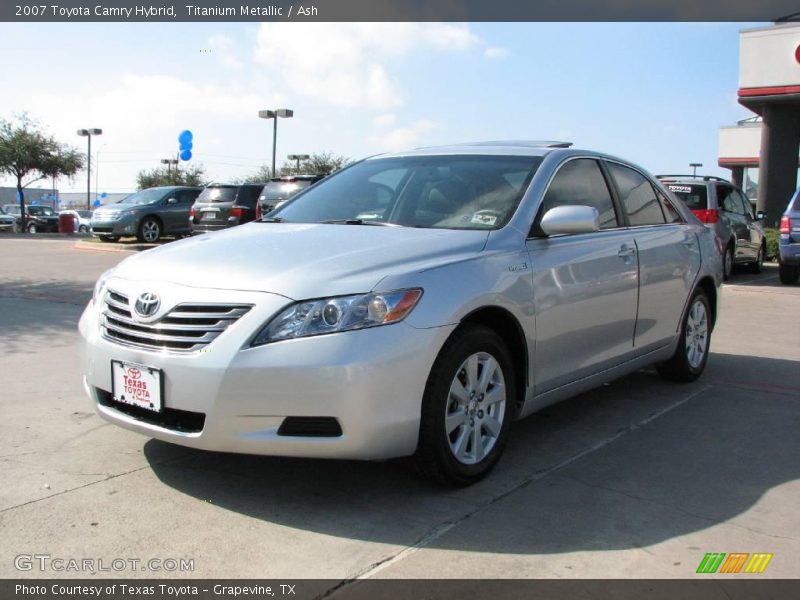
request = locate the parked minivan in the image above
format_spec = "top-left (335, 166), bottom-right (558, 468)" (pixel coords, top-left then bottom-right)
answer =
top-left (190, 183), bottom-right (265, 234)
top-left (657, 175), bottom-right (765, 280)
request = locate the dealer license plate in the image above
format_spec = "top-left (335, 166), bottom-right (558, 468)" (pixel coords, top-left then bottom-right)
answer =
top-left (111, 360), bottom-right (163, 412)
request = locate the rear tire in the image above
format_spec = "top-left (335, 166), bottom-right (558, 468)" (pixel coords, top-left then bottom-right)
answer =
top-left (27, 223), bottom-right (38, 234)
top-left (779, 263), bottom-right (800, 285)
top-left (79, 225), bottom-right (89, 233)
top-left (722, 245), bottom-right (734, 281)
top-left (415, 324), bottom-right (515, 486)
top-left (657, 289), bottom-right (711, 382)
top-left (748, 244), bottom-right (765, 273)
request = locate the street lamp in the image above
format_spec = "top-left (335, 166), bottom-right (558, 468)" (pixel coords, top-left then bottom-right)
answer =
top-left (77, 128), bottom-right (102, 210)
top-left (287, 153), bottom-right (310, 172)
top-left (258, 109), bottom-right (293, 177)
top-left (161, 158), bottom-right (179, 182)
top-left (690, 163), bottom-right (703, 177)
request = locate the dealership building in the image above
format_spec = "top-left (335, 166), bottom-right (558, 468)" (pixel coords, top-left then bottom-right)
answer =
top-left (718, 21), bottom-right (800, 226)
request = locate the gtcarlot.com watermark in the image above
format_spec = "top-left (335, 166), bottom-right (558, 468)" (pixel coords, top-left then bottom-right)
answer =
top-left (14, 554), bottom-right (195, 573)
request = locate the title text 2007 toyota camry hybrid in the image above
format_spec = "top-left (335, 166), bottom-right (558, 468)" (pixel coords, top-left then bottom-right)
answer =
top-left (79, 142), bottom-right (723, 485)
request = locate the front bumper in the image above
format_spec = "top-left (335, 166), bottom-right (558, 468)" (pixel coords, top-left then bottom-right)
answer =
top-left (79, 280), bottom-right (453, 460)
top-left (91, 215), bottom-right (137, 236)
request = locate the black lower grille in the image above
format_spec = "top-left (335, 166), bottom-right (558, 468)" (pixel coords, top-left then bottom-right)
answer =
top-left (92, 227), bottom-right (114, 233)
top-left (278, 417), bottom-right (342, 437)
top-left (97, 388), bottom-right (205, 433)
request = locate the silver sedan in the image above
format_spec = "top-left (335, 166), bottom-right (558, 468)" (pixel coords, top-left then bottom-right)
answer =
top-left (79, 142), bottom-right (722, 485)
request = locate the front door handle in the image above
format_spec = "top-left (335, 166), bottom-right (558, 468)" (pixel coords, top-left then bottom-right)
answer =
top-left (618, 245), bottom-right (636, 258)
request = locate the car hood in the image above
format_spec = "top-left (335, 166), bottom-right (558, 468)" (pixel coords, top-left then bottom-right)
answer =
top-left (110, 222), bottom-right (490, 299)
top-left (93, 204), bottom-right (144, 215)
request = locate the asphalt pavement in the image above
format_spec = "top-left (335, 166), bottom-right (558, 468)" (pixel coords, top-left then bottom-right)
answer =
top-left (0, 236), bottom-right (798, 586)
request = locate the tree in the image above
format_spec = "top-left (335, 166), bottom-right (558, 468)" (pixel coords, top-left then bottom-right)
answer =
top-left (136, 164), bottom-right (206, 190)
top-left (229, 164), bottom-right (272, 185)
top-left (0, 114), bottom-right (84, 230)
top-left (279, 152), bottom-right (351, 176)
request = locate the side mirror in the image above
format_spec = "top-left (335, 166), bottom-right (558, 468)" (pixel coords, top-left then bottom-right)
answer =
top-left (167, 197), bottom-right (177, 204)
top-left (756, 210), bottom-right (766, 221)
top-left (540, 205), bottom-right (600, 236)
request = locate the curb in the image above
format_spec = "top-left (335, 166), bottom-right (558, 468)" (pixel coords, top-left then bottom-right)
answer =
top-left (73, 240), bottom-right (156, 253)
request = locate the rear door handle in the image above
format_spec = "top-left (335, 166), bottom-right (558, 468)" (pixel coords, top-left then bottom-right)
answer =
top-left (618, 245), bottom-right (636, 258)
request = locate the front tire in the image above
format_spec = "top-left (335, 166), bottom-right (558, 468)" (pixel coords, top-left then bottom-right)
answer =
top-left (27, 223), bottom-right (38, 234)
top-left (415, 324), bottom-right (515, 486)
top-left (79, 225), bottom-right (89, 233)
top-left (137, 218), bottom-right (161, 243)
top-left (657, 289), bottom-right (711, 382)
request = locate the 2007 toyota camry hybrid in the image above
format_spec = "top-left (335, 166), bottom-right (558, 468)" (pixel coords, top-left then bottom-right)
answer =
top-left (79, 142), bottom-right (723, 485)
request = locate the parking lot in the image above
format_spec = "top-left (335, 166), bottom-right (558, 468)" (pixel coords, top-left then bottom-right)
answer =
top-left (0, 235), bottom-right (798, 583)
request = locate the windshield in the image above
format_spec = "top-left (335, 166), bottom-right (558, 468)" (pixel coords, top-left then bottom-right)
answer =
top-left (664, 183), bottom-right (707, 210)
top-left (29, 206), bottom-right (55, 216)
top-left (116, 188), bottom-right (169, 205)
top-left (197, 186), bottom-right (238, 203)
top-left (271, 155), bottom-right (541, 230)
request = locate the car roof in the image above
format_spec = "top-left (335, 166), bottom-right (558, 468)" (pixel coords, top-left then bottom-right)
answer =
top-left (656, 175), bottom-right (730, 185)
top-left (374, 141), bottom-right (575, 159)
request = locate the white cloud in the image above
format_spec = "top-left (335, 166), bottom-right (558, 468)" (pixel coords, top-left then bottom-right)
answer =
top-left (373, 113), bottom-right (397, 128)
top-left (208, 33), bottom-right (243, 70)
top-left (370, 119), bottom-right (438, 152)
top-left (485, 47), bottom-right (510, 60)
top-left (253, 23), bottom-right (483, 110)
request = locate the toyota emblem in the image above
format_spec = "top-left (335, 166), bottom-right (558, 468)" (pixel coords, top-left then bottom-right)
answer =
top-left (134, 292), bottom-right (160, 318)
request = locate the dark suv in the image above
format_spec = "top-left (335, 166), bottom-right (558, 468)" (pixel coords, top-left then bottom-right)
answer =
top-left (3, 204), bottom-right (60, 233)
top-left (658, 175), bottom-right (765, 280)
top-left (190, 183), bottom-right (265, 233)
top-left (258, 175), bottom-right (325, 214)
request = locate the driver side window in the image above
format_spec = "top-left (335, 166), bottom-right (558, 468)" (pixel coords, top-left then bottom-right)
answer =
top-left (537, 159), bottom-right (619, 232)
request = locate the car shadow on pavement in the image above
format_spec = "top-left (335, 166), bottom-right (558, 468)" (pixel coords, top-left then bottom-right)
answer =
top-left (144, 352), bottom-right (800, 555)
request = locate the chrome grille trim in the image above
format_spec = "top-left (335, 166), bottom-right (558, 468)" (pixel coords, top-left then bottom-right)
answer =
top-left (101, 289), bottom-right (252, 353)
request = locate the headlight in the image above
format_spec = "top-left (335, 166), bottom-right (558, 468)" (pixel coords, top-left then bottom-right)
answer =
top-left (251, 288), bottom-right (423, 346)
top-left (92, 268), bottom-right (115, 305)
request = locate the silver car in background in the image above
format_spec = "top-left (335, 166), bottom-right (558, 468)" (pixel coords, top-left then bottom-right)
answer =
top-left (79, 142), bottom-right (722, 485)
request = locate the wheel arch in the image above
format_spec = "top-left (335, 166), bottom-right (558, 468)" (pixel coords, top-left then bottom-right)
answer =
top-left (458, 306), bottom-right (528, 415)
top-left (695, 276), bottom-right (718, 332)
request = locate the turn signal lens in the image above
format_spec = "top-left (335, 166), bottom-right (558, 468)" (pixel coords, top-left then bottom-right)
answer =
top-left (780, 216), bottom-right (791, 234)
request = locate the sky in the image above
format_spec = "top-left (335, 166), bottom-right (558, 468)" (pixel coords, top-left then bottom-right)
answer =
top-left (0, 22), bottom-right (763, 194)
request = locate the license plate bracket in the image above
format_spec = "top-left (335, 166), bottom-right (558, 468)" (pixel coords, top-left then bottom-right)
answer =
top-left (111, 360), bottom-right (163, 412)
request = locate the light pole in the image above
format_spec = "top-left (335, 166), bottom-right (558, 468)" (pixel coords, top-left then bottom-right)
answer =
top-left (287, 153), bottom-right (310, 172)
top-left (77, 128), bottom-right (102, 210)
top-left (690, 163), bottom-right (703, 177)
top-left (95, 143), bottom-right (108, 204)
top-left (161, 158), bottom-right (179, 183)
top-left (258, 109), bottom-right (293, 176)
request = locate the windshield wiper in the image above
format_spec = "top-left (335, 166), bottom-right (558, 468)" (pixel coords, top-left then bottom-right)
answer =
top-left (322, 219), bottom-right (398, 227)
top-left (260, 217), bottom-right (285, 222)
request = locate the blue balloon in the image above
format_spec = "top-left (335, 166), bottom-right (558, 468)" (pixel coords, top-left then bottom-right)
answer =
top-left (100, 192), bottom-right (107, 198)
top-left (93, 199), bottom-right (101, 207)
top-left (179, 140), bottom-right (193, 152)
top-left (180, 149), bottom-right (192, 161)
top-left (178, 130), bottom-right (193, 146)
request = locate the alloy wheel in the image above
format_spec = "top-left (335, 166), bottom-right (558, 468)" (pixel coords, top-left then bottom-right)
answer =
top-left (445, 352), bottom-right (506, 465)
top-left (685, 299), bottom-right (708, 369)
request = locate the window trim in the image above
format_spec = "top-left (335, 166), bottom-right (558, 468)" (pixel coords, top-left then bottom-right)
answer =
top-left (528, 156), bottom-right (624, 238)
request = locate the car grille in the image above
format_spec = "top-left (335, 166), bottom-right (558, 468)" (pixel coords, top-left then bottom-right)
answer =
top-left (102, 289), bottom-right (252, 352)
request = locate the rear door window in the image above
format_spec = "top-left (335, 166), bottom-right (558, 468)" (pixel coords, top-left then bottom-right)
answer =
top-left (656, 189), bottom-right (683, 224)
top-left (718, 185), bottom-right (740, 214)
top-left (540, 158), bottom-right (619, 230)
top-left (607, 163), bottom-right (666, 226)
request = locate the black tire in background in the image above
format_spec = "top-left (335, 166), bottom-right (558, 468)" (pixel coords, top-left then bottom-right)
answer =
top-left (779, 263), bottom-right (800, 285)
